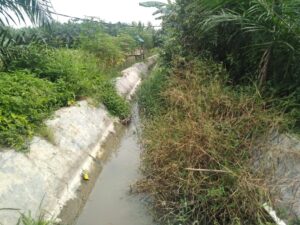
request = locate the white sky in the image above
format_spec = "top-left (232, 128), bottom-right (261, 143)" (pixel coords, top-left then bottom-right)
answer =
top-left (51, 0), bottom-right (167, 26)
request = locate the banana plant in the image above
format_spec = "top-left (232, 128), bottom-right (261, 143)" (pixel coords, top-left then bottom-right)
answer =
top-left (139, 1), bottom-right (173, 20)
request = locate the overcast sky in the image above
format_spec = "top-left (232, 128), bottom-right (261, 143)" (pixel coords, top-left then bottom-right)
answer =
top-left (51, 0), bottom-right (167, 26)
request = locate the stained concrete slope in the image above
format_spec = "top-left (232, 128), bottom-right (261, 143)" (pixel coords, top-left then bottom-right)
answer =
top-left (254, 133), bottom-right (300, 223)
top-left (0, 56), bottom-right (157, 225)
top-left (116, 55), bottom-right (157, 99)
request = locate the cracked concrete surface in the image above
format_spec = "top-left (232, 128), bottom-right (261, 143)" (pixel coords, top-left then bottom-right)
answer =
top-left (0, 56), bottom-right (157, 225)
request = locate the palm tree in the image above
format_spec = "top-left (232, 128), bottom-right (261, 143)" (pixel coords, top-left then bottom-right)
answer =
top-left (197, 0), bottom-right (300, 89)
top-left (0, 0), bottom-right (53, 65)
top-left (0, 0), bottom-right (52, 26)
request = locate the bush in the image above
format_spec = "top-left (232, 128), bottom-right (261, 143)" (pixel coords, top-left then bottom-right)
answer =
top-left (0, 71), bottom-right (72, 150)
top-left (0, 47), bottom-right (130, 150)
top-left (4, 46), bottom-right (129, 113)
top-left (100, 82), bottom-right (130, 119)
top-left (3, 44), bottom-right (51, 72)
top-left (115, 33), bottom-right (138, 53)
top-left (80, 32), bottom-right (125, 67)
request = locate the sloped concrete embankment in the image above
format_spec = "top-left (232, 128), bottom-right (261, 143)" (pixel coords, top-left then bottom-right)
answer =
top-left (0, 56), bottom-right (157, 225)
top-left (254, 133), bottom-right (300, 224)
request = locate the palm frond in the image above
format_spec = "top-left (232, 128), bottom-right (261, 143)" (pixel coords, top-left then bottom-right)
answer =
top-left (0, 0), bottom-right (53, 26)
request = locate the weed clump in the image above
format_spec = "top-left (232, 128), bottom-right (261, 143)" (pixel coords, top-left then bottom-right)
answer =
top-left (17, 212), bottom-right (58, 225)
top-left (137, 59), bottom-right (289, 224)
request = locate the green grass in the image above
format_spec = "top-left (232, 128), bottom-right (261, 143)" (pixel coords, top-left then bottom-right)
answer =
top-left (137, 58), bottom-right (292, 224)
top-left (137, 67), bottom-right (168, 118)
top-left (17, 213), bottom-right (57, 225)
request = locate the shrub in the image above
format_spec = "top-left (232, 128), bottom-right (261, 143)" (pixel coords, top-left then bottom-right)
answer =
top-left (80, 32), bottom-right (125, 67)
top-left (3, 44), bottom-right (51, 72)
top-left (99, 82), bottom-right (130, 119)
top-left (3, 46), bottom-right (130, 116)
top-left (0, 71), bottom-right (72, 150)
top-left (44, 49), bottom-right (130, 119)
top-left (115, 33), bottom-right (138, 53)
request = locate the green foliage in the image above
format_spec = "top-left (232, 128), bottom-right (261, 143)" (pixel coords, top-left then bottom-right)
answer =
top-left (0, 0), bottom-right (52, 68)
top-left (3, 44), bottom-right (51, 72)
top-left (0, 71), bottom-right (72, 150)
top-left (139, 0), bottom-right (300, 223)
top-left (80, 32), bottom-right (125, 67)
top-left (139, 1), bottom-right (168, 8)
top-left (149, 0), bottom-right (300, 130)
top-left (0, 20), bottom-right (157, 73)
top-left (161, 0), bottom-right (300, 86)
top-left (0, 45), bottom-right (130, 150)
top-left (0, 0), bottom-right (52, 26)
top-left (99, 82), bottom-right (130, 119)
top-left (9, 20), bottom-right (157, 51)
top-left (0, 11), bottom-right (155, 151)
top-left (116, 33), bottom-right (138, 53)
top-left (138, 67), bottom-right (168, 117)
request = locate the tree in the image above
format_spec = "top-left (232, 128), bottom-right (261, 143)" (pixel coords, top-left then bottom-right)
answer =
top-left (0, 0), bottom-right (53, 67)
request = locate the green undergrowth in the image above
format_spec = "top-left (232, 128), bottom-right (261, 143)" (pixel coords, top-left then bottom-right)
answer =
top-left (0, 45), bottom-right (130, 151)
top-left (0, 72), bottom-right (71, 150)
top-left (137, 58), bottom-right (293, 224)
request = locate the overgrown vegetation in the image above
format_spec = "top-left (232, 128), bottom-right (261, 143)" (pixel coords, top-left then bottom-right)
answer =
top-left (137, 0), bottom-right (300, 224)
top-left (0, 19), bottom-right (156, 150)
top-left (143, 0), bottom-right (300, 130)
top-left (0, 71), bottom-right (71, 150)
top-left (138, 59), bottom-right (290, 224)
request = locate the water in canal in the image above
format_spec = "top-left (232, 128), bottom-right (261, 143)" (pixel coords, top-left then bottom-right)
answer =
top-left (74, 104), bottom-right (155, 225)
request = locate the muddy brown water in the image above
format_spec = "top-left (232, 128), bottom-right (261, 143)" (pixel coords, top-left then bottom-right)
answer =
top-left (59, 104), bottom-right (155, 225)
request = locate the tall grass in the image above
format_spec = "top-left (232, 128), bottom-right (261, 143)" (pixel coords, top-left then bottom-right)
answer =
top-left (137, 58), bottom-right (290, 224)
